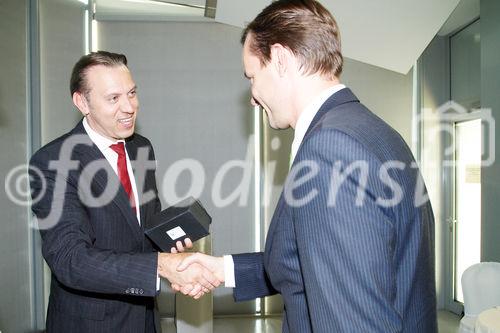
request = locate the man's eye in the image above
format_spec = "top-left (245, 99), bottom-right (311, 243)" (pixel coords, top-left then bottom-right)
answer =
top-left (110, 96), bottom-right (118, 103)
top-left (129, 91), bottom-right (136, 97)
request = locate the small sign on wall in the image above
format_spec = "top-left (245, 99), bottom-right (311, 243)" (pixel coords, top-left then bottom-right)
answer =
top-left (465, 164), bottom-right (481, 183)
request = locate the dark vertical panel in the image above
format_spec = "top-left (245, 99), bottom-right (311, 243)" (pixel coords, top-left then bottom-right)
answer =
top-left (481, 0), bottom-right (500, 262)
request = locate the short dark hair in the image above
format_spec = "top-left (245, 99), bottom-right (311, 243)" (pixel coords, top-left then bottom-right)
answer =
top-left (241, 0), bottom-right (343, 79)
top-left (69, 51), bottom-right (128, 97)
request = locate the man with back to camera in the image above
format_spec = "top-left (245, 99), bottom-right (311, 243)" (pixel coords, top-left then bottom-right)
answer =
top-left (175, 1), bottom-right (438, 332)
top-left (29, 51), bottom-right (220, 332)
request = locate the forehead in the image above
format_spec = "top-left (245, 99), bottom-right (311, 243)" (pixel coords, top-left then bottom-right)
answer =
top-left (85, 64), bottom-right (132, 83)
top-left (242, 37), bottom-right (261, 72)
top-left (84, 64), bottom-right (134, 92)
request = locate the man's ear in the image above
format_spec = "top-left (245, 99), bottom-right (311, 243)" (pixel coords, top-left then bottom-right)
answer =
top-left (270, 43), bottom-right (291, 78)
top-left (73, 91), bottom-right (89, 117)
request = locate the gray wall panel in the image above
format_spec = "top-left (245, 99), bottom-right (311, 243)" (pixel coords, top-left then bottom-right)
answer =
top-left (417, 36), bottom-right (450, 309)
top-left (98, 21), bottom-right (256, 316)
top-left (40, 0), bottom-right (85, 144)
top-left (0, 0), bottom-right (32, 332)
top-left (342, 58), bottom-right (413, 145)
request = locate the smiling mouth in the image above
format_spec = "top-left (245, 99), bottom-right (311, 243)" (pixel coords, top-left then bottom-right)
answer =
top-left (118, 117), bottom-right (134, 126)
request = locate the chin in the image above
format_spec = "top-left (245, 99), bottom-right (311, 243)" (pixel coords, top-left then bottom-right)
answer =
top-left (119, 128), bottom-right (135, 139)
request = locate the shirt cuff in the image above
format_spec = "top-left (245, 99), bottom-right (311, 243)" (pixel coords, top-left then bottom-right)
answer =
top-left (156, 275), bottom-right (161, 292)
top-left (224, 255), bottom-right (236, 288)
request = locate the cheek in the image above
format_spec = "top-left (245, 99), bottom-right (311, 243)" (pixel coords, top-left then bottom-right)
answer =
top-left (132, 97), bottom-right (139, 108)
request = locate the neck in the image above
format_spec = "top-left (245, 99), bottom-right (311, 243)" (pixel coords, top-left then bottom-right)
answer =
top-left (289, 74), bottom-right (340, 129)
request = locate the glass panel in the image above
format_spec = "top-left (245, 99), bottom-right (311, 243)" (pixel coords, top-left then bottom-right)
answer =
top-left (454, 119), bottom-right (482, 303)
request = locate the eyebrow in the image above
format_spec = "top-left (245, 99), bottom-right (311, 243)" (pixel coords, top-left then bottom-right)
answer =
top-left (104, 85), bottom-right (137, 97)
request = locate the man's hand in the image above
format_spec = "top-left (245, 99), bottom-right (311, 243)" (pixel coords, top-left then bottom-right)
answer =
top-left (157, 252), bottom-right (221, 299)
top-left (171, 253), bottom-right (225, 298)
top-left (170, 238), bottom-right (193, 253)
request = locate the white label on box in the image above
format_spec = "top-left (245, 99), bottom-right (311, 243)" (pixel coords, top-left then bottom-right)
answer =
top-left (166, 226), bottom-right (186, 240)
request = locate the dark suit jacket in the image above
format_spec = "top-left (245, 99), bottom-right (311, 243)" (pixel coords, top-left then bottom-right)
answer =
top-left (30, 120), bottom-right (162, 333)
top-left (233, 89), bottom-right (437, 332)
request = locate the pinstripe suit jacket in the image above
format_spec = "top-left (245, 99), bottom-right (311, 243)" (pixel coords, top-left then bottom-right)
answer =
top-left (30, 120), bottom-right (162, 333)
top-left (233, 88), bottom-right (437, 332)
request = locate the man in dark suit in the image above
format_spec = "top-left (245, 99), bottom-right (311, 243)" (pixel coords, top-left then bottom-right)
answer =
top-left (29, 51), bottom-right (219, 333)
top-left (176, 1), bottom-right (437, 332)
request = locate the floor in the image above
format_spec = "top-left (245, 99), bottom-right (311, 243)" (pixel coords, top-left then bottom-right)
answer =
top-left (162, 310), bottom-right (461, 333)
top-left (438, 310), bottom-right (461, 333)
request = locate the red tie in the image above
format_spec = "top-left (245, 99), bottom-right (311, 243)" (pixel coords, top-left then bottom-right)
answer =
top-left (110, 142), bottom-right (136, 212)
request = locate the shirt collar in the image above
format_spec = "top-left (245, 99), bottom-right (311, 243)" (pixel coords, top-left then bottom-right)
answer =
top-left (290, 84), bottom-right (346, 163)
top-left (82, 117), bottom-right (124, 152)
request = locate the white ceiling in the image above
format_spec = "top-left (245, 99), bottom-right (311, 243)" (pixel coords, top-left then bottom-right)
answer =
top-left (215, 0), bottom-right (461, 74)
top-left (95, 0), bottom-right (464, 74)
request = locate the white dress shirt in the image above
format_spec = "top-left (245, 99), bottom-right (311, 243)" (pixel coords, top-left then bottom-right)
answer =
top-left (290, 84), bottom-right (346, 163)
top-left (82, 117), bottom-right (141, 224)
top-left (223, 84), bottom-right (346, 288)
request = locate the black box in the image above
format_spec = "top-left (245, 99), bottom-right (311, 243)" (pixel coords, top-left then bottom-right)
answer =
top-left (145, 197), bottom-right (211, 252)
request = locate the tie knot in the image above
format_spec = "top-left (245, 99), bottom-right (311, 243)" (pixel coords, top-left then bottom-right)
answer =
top-left (110, 142), bottom-right (126, 156)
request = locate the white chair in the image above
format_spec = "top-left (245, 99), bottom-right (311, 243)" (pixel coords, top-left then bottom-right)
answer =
top-left (459, 262), bottom-right (500, 333)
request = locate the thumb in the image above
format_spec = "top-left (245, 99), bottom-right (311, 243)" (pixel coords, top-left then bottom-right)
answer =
top-left (177, 254), bottom-right (199, 272)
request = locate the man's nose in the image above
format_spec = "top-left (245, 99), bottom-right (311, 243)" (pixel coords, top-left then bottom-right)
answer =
top-left (121, 96), bottom-right (135, 113)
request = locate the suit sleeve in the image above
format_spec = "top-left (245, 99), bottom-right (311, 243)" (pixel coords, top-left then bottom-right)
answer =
top-left (290, 130), bottom-right (403, 332)
top-left (232, 252), bottom-right (278, 302)
top-left (29, 152), bottom-right (159, 297)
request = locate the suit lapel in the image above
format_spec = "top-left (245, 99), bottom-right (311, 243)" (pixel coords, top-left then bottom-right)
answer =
top-left (70, 121), bottom-right (143, 241)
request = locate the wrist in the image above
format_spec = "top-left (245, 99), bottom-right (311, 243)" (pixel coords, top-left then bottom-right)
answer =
top-left (157, 253), bottom-right (174, 280)
top-left (215, 256), bottom-right (225, 282)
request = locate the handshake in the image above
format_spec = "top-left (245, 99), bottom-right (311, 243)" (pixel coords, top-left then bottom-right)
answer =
top-left (157, 240), bottom-right (225, 299)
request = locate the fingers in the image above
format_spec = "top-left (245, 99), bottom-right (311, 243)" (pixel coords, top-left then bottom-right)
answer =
top-left (177, 253), bottom-right (200, 272)
top-left (196, 273), bottom-right (217, 291)
top-left (167, 252), bottom-right (222, 300)
top-left (193, 290), bottom-right (205, 299)
top-left (187, 284), bottom-right (208, 299)
top-left (175, 241), bottom-right (185, 252)
top-left (180, 262), bottom-right (219, 290)
top-left (184, 238), bottom-right (193, 248)
top-left (202, 269), bottom-right (221, 288)
top-left (173, 238), bottom-right (193, 253)
top-left (172, 283), bottom-right (207, 300)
